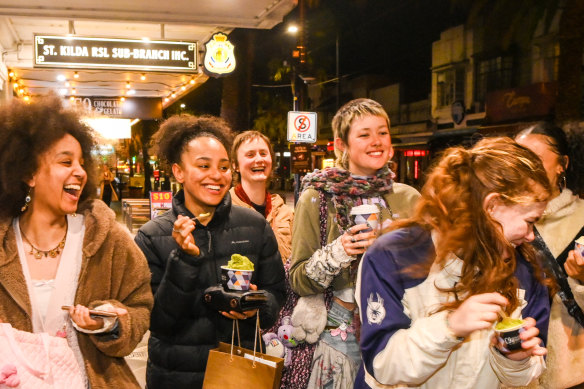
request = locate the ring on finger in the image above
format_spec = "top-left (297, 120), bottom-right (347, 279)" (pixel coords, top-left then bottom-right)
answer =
top-left (351, 237), bottom-right (356, 243)
top-left (172, 228), bottom-right (181, 233)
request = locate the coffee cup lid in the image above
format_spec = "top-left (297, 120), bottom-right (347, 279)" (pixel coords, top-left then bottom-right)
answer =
top-left (350, 204), bottom-right (379, 215)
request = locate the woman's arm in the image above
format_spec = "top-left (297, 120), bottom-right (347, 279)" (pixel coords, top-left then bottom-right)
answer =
top-left (488, 254), bottom-right (549, 386)
top-left (289, 189), bottom-right (355, 296)
top-left (86, 226), bottom-right (153, 357)
top-left (134, 220), bottom-right (209, 336)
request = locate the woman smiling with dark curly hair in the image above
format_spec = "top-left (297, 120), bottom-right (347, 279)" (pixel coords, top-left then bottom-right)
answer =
top-left (0, 95), bottom-right (153, 388)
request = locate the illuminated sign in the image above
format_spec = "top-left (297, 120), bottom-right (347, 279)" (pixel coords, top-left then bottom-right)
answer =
top-left (203, 33), bottom-right (236, 77)
top-left (34, 35), bottom-right (197, 72)
top-left (66, 97), bottom-right (162, 119)
top-left (150, 191), bottom-right (173, 219)
top-left (291, 144), bottom-right (312, 173)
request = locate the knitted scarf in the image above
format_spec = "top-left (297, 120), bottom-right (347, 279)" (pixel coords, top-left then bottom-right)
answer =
top-left (234, 184), bottom-right (272, 217)
top-left (301, 165), bottom-right (395, 233)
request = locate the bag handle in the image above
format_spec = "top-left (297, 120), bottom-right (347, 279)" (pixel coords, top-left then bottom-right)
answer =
top-left (0, 323), bottom-right (49, 377)
top-left (228, 316), bottom-right (264, 367)
top-left (533, 227), bottom-right (584, 327)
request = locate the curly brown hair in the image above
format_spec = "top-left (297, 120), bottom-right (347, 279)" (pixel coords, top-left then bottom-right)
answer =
top-left (0, 95), bottom-right (97, 219)
top-left (393, 137), bottom-right (552, 314)
top-left (150, 114), bottom-right (234, 172)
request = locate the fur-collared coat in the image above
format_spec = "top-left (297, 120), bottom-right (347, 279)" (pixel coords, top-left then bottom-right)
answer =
top-left (0, 200), bottom-right (153, 389)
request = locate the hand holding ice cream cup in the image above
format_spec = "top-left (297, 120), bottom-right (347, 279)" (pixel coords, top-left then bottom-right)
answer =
top-left (343, 204), bottom-right (381, 256)
top-left (493, 316), bottom-right (547, 360)
top-left (494, 317), bottom-right (526, 352)
top-left (350, 204), bottom-right (381, 234)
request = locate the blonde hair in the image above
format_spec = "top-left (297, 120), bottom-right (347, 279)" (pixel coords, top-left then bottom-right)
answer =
top-left (331, 98), bottom-right (390, 168)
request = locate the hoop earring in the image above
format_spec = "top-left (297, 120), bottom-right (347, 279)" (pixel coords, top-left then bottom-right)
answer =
top-left (21, 188), bottom-right (31, 212)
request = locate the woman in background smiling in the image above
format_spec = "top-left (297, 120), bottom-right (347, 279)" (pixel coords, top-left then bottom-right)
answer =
top-left (230, 130), bottom-right (293, 262)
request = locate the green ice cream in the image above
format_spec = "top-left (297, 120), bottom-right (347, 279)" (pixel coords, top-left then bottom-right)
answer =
top-left (495, 317), bottom-right (524, 331)
top-left (226, 254), bottom-right (254, 271)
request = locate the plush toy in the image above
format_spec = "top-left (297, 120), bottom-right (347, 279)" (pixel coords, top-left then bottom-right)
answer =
top-left (262, 316), bottom-right (299, 366)
top-left (290, 293), bottom-right (327, 344)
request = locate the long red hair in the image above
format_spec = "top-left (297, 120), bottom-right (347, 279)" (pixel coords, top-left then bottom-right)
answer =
top-left (392, 137), bottom-right (551, 313)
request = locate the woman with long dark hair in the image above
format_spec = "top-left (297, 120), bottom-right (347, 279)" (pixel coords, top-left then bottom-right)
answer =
top-left (516, 122), bottom-right (584, 389)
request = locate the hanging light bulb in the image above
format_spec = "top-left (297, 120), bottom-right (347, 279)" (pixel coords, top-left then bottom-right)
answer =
top-left (8, 71), bottom-right (14, 78)
top-left (23, 95), bottom-right (30, 102)
top-left (73, 72), bottom-right (79, 79)
top-left (126, 81), bottom-right (131, 89)
top-left (190, 78), bottom-right (195, 85)
top-left (120, 97), bottom-right (126, 102)
top-left (141, 74), bottom-right (146, 81)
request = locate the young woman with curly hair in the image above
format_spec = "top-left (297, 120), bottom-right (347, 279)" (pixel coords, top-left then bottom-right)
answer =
top-left (134, 115), bottom-right (285, 389)
top-left (516, 123), bottom-right (584, 389)
top-left (356, 137), bottom-right (552, 389)
top-left (0, 95), bottom-right (153, 388)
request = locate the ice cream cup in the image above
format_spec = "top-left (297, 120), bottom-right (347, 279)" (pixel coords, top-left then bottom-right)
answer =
top-left (350, 204), bottom-right (380, 233)
top-left (575, 236), bottom-right (584, 258)
top-left (221, 266), bottom-right (253, 291)
top-left (495, 319), bottom-right (525, 352)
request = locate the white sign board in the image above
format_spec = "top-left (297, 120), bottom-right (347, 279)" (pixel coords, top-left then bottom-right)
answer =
top-left (287, 111), bottom-right (317, 143)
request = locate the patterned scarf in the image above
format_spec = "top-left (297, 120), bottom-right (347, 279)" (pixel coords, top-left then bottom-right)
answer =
top-left (234, 184), bottom-right (272, 217)
top-left (301, 165), bottom-right (395, 233)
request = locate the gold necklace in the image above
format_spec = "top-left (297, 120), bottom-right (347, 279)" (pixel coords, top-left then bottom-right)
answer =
top-left (20, 228), bottom-right (67, 260)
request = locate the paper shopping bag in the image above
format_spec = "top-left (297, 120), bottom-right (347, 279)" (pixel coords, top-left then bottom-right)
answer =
top-left (202, 342), bottom-right (284, 389)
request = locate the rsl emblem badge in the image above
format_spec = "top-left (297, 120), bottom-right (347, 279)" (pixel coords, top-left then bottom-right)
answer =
top-left (203, 32), bottom-right (236, 77)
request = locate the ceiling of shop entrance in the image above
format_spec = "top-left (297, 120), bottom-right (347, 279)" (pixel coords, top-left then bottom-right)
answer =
top-left (0, 0), bottom-right (296, 107)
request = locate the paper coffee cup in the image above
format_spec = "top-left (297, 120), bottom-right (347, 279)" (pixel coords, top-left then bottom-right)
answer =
top-left (575, 236), bottom-right (584, 258)
top-left (350, 204), bottom-right (380, 232)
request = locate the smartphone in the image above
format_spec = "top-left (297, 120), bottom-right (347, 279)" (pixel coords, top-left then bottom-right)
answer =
top-left (61, 305), bottom-right (118, 318)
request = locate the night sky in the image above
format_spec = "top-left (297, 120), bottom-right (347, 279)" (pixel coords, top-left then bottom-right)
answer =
top-left (170, 0), bottom-right (467, 115)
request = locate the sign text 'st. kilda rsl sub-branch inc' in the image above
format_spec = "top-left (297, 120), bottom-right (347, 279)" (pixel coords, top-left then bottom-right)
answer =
top-left (34, 35), bottom-right (197, 72)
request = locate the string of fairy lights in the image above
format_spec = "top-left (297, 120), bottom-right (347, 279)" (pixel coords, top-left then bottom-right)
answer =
top-left (7, 69), bottom-right (200, 106)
